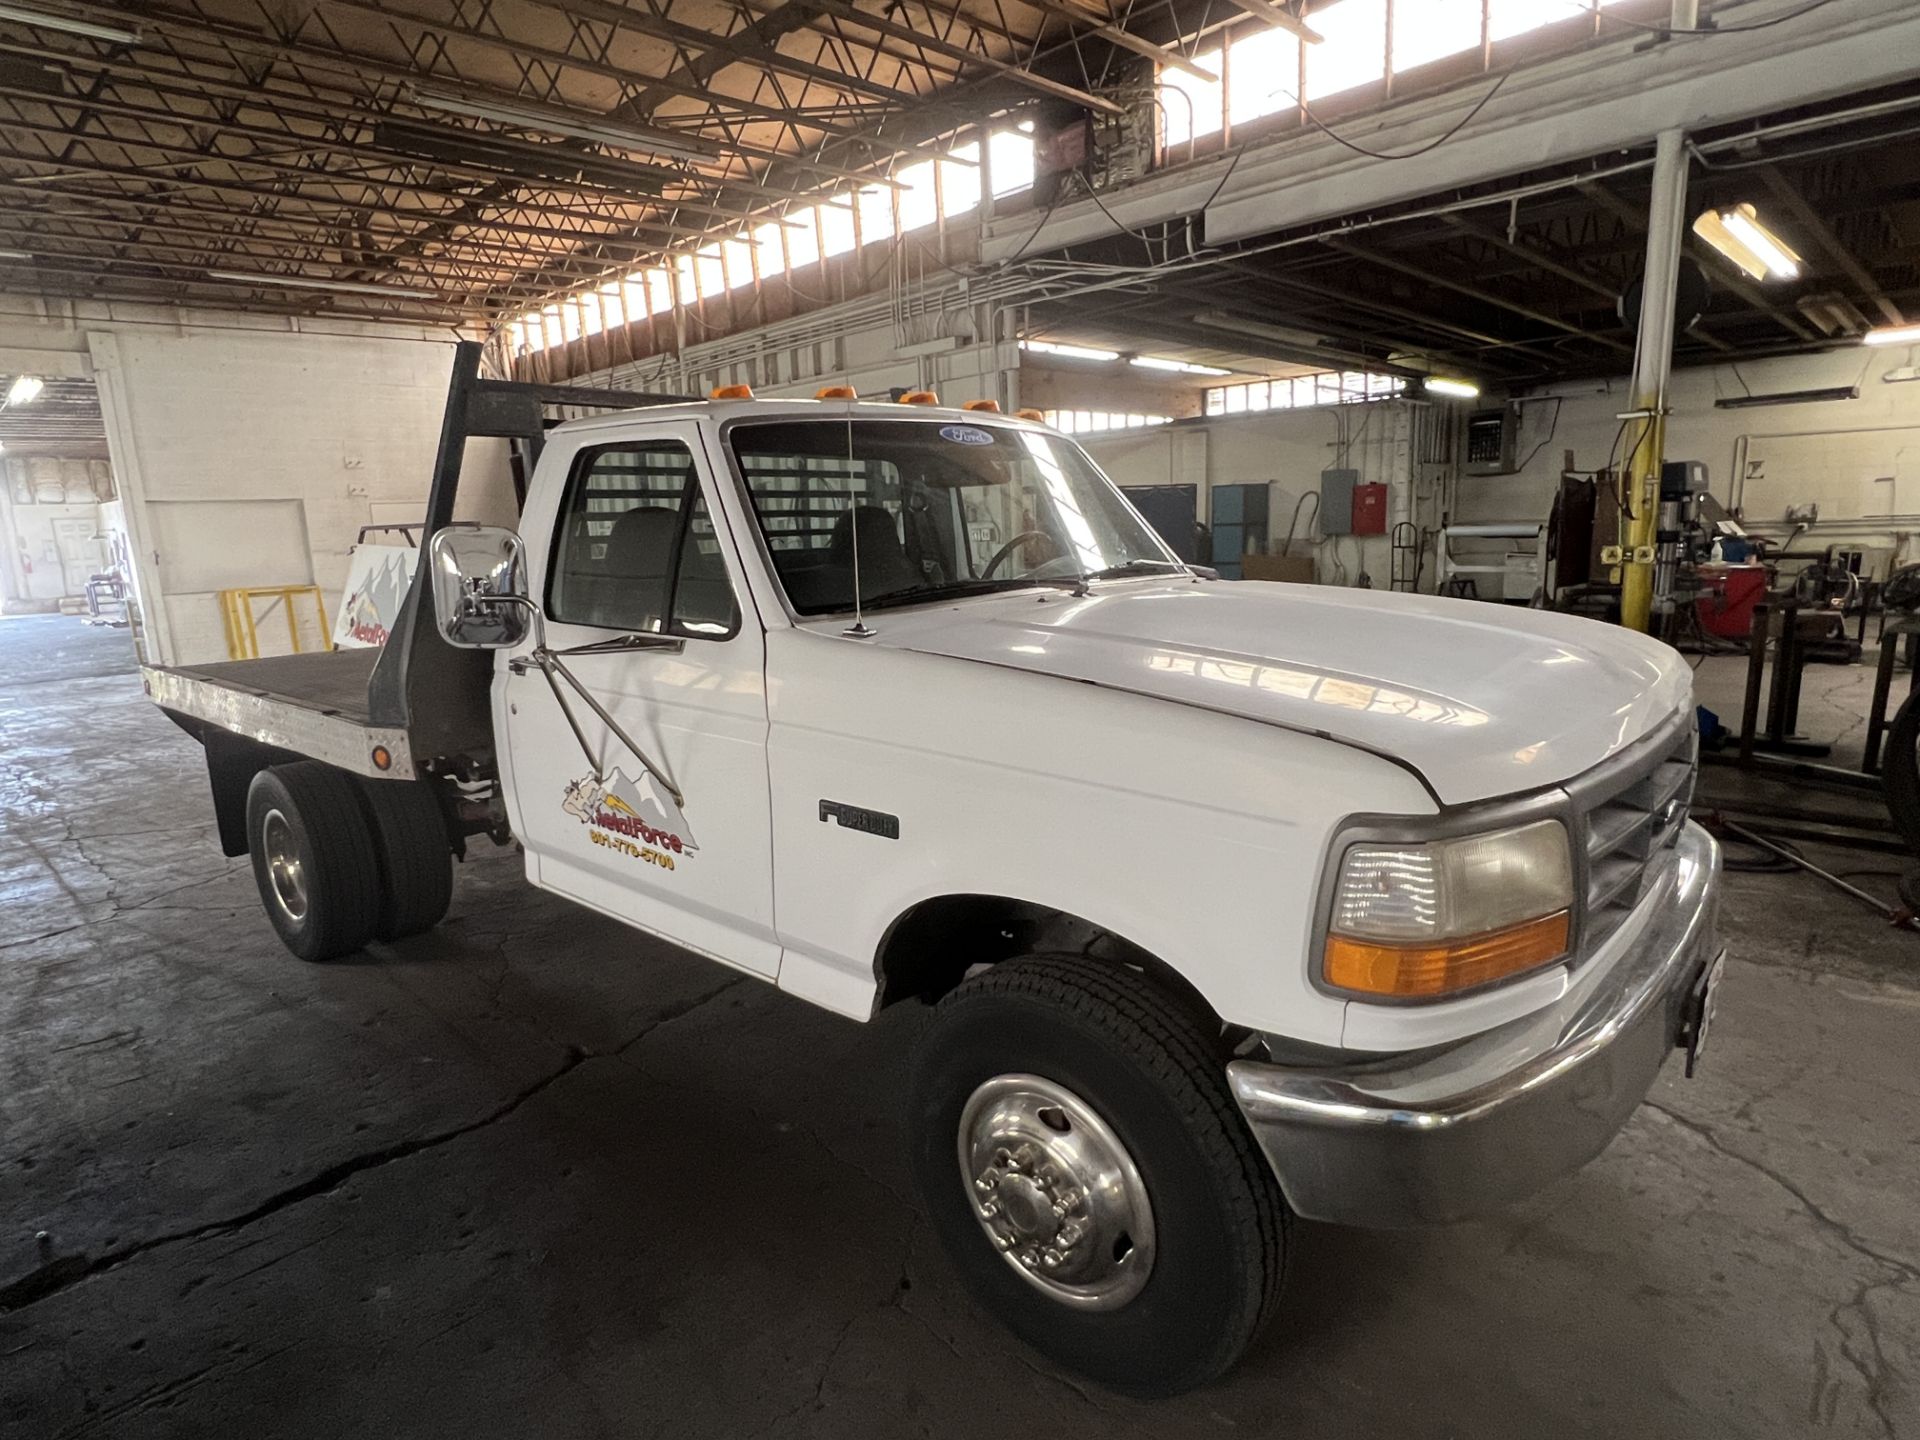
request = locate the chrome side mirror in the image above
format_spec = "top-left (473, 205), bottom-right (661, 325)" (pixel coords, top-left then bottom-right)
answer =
top-left (428, 524), bottom-right (532, 650)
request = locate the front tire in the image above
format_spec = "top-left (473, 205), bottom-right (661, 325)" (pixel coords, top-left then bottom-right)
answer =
top-left (907, 954), bottom-right (1289, 1396)
top-left (245, 762), bottom-right (382, 962)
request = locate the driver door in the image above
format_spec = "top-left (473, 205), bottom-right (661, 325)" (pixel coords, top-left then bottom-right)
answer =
top-left (498, 425), bottom-right (779, 977)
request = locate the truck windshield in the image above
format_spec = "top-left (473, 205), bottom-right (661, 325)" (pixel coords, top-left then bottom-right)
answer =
top-left (729, 418), bottom-right (1178, 615)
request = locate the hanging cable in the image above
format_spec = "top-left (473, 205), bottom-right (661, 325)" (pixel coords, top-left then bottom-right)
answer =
top-left (1283, 70), bottom-right (1511, 162)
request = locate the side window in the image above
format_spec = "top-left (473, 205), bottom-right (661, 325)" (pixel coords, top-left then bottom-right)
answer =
top-left (547, 440), bottom-right (740, 638)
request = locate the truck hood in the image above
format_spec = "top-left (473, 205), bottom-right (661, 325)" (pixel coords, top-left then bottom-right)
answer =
top-left (841, 579), bottom-right (1689, 806)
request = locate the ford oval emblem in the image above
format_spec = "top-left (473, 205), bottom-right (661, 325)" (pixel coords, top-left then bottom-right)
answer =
top-left (938, 424), bottom-right (995, 446)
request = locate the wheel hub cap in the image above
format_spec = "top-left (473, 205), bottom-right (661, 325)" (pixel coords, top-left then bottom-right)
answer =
top-left (958, 1074), bottom-right (1155, 1310)
top-left (261, 808), bottom-right (308, 922)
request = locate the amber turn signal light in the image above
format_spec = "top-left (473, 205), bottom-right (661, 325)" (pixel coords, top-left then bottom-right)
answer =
top-left (1323, 911), bottom-right (1570, 999)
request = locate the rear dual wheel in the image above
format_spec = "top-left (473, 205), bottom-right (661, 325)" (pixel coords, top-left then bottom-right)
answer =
top-left (245, 762), bottom-right (453, 961)
top-left (907, 954), bottom-right (1290, 1397)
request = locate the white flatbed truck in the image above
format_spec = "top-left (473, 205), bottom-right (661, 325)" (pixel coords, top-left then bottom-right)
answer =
top-left (147, 343), bottom-right (1725, 1394)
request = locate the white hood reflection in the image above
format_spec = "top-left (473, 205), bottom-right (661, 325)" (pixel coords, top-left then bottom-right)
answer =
top-left (837, 577), bottom-right (1689, 805)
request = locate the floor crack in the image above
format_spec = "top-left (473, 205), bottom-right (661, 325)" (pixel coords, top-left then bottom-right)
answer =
top-left (0, 975), bottom-right (746, 1318)
top-left (1641, 1100), bottom-right (1920, 1285)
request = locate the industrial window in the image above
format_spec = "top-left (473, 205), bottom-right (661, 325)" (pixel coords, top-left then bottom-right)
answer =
top-left (1161, 49), bottom-right (1223, 147)
top-left (988, 129), bottom-right (1034, 197)
top-left (1042, 411), bottom-right (1171, 436)
top-left (1392, 0), bottom-right (1481, 70)
top-left (785, 207), bottom-right (820, 268)
top-left (1203, 372), bottom-right (1405, 415)
top-left (818, 199), bottom-right (857, 257)
top-left (753, 222), bottom-right (787, 278)
top-left (895, 160), bottom-right (938, 231)
top-left (581, 293), bottom-right (604, 337)
top-left (695, 244), bottom-right (727, 299)
top-left (644, 268), bottom-right (673, 315)
top-left (1306, 0), bottom-right (1387, 101)
top-left (857, 185), bottom-right (895, 245)
top-left (722, 236), bottom-right (755, 289)
top-left (1227, 29), bottom-right (1300, 127)
top-left (940, 142), bottom-right (982, 217)
top-left (673, 253), bottom-right (698, 306)
top-left (547, 440), bottom-right (739, 639)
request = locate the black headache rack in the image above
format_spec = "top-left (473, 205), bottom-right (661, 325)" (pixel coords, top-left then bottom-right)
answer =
top-left (149, 340), bottom-right (691, 782)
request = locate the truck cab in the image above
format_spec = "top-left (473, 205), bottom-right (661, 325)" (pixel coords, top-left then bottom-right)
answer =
top-left (149, 348), bottom-right (1725, 1396)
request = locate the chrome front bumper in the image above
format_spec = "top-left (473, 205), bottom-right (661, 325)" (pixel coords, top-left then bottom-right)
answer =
top-left (1228, 823), bottom-right (1722, 1228)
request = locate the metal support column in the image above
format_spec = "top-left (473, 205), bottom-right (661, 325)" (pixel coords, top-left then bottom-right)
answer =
top-left (1620, 124), bottom-right (1690, 633)
top-left (1621, 2), bottom-right (1698, 632)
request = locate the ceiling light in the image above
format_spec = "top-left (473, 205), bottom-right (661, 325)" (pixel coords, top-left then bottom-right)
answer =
top-left (1020, 339), bottom-right (1120, 362)
top-left (0, 249), bottom-right (27, 260)
top-left (207, 271), bottom-right (440, 301)
top-left (1713, 386), bottom-right (1858, 410)
top-left (1425, 377), bottom-right (1481, 399)
top-left (1864, 322), bottom-right (1920, 347)
top-left (409, 87), bottom-right (715, 165)
top-left (1692, 203), bottom-right (1800, 282)
top-left (1130, 355), bottom-right (1231, 376)
top-left (6, 374), bottom-right (44, 406)
top-left (0, 4), bottom-right (140, 44)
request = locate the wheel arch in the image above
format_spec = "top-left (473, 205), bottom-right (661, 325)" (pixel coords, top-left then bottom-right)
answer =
top-left (871, 891), bottom-right (1224, 1033)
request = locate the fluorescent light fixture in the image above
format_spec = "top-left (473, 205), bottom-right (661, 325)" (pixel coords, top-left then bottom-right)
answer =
top-left (1692, 203), bottom-right (1800, 282)
top-left (1130, 355), bottom-right (1231, 376)
top-left (1713, 386), bottom-right (1858, 410)
top-left (0, 250), bottom-right (27, 260)
top-left (6, 374), bottom-right (43, 406)
top-left (0, 4), bottom-right (140, 44)
top-left (1425, 377), bottom-right (1481, 399)
top-left (207, 270), bottom-right (440, 301)
top-left (409, 87), bottom-right (714, 165)
top-left (1020, 339), bottom-right (1120, 363)
top-left (1864, 322), bottom-right (1920, 347)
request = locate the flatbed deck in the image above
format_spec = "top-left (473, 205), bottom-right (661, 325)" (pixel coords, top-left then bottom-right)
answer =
top-left (144, 649), bottom-right (416, 779)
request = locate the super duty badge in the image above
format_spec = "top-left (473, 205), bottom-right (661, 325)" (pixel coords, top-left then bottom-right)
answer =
top-left (819, 800), bottom-right (900, 840)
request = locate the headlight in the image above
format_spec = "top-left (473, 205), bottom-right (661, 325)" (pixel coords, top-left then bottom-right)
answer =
top-left (1323, 818), bottom-right (1573, 999)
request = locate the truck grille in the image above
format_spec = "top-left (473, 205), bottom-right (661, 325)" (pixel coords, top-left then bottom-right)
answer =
top-left (1577, 719), bottom-right (1697, 951)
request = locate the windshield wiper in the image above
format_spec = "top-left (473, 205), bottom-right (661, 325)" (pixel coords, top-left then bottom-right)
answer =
top-left (858, 575), bottom-right (1088, 611)
top-left (1083, 559), bottom-right (1186, 581)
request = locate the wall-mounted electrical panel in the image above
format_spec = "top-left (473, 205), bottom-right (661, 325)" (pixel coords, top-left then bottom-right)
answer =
top-left (1464, 405), bottom-right (1520, 475)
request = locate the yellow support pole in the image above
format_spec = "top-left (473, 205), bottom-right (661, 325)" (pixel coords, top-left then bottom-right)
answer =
top-left (1618, 125), bottom-right (1690, 634)
top-left (284, 587), bottom-right (301, 653)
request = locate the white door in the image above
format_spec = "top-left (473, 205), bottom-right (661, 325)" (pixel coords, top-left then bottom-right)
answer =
top-left (52, 516), bottom-right (105, 595)
top-left (498, 423), bottom-right (779, 977)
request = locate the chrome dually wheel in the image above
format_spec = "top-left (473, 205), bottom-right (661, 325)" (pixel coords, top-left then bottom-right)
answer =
top-left (959, 1074), bottom-right (1155, 1309)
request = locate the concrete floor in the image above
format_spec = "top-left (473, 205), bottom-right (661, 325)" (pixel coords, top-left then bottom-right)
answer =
top-left (1, 611), bottom-right (1916, 1438)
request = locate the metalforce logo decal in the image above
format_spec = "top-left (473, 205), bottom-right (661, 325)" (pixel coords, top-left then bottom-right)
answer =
top-left (562, 769), bottom-right (697, 870)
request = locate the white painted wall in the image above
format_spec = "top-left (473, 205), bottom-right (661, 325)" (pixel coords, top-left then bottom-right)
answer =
top-left (1081, 400), bottom-right (1428, 586)
top-left (1460, 346), bottom-right (1920, 574)
top-left (0, 296), bottom-right (506, 665)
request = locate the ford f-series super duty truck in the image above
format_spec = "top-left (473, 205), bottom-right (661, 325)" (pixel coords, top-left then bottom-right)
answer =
top-left (146, 343), bottom-right (1724, 1395)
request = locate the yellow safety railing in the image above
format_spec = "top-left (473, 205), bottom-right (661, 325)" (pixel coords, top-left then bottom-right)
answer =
top-left (220, 585), bottom-right (333, 660)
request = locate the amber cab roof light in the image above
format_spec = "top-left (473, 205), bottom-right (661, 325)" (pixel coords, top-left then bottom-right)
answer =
top-left (709, 383), bottom-right (754, 400)
top-left (962, 399), bottom-right (1001, 412)
top-left (1015, 407), bottom-right (1047, 423)
top-left (814, 384), bottom-right (858, 400)
top-left (899, 389), bottom-right (939, 405)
